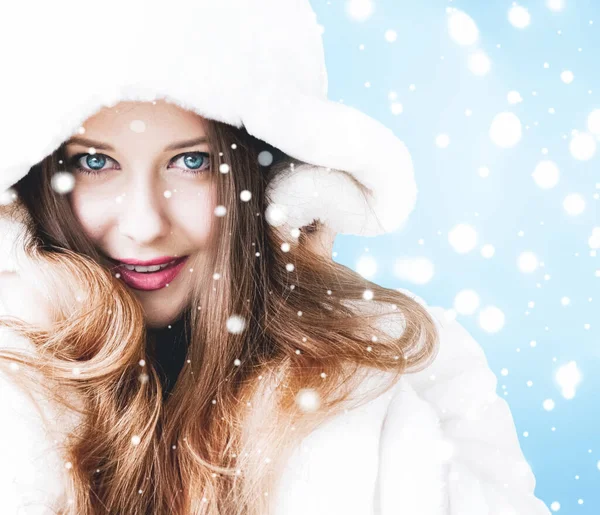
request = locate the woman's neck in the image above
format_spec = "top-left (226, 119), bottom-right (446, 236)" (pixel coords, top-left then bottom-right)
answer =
top-left (147, 316), bottom-right (188, 397)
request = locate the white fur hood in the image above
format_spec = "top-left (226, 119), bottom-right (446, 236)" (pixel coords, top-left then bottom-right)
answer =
top-left (0, 211), bottom-right (551, 514)
top-left (0, 0), bottom-right (417, 239)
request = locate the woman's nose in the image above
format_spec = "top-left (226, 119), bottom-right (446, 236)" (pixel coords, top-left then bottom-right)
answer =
top-left (117, 178), bottom-right (171, 245)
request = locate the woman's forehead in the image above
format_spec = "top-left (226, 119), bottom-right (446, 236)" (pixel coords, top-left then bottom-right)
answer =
top-left (65, 100), bottom-right (209, 149)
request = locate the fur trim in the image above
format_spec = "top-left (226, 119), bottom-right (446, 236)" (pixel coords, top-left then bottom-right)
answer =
top-left (0, 0), bottom-right (416, 238)
top-left (0, 257), bottom-right (550, 513)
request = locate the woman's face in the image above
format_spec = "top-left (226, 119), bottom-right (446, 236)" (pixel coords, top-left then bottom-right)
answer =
top-left (64, 100), bottom-right (217, 329)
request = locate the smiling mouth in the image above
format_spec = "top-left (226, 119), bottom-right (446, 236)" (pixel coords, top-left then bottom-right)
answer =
top-left (120, 260), bottom-right (178, 272)
top-left (101, 254), bottom-right (186, 272)
top-left (110, 256), bottom-right (190, 291)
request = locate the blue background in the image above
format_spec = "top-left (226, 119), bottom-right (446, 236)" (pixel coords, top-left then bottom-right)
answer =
top-left (312, 0), bottom-right (599, 512)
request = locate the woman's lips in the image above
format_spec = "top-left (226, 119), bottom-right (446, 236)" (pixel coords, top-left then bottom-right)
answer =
top-left (115, 256), bottom-right (189, 291)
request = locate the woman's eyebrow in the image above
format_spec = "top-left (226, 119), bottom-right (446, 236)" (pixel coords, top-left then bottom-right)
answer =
top-left (64, 136), bottom-right (209, 152)
top-left (65, 137), bottom-right (115, 151)
top-left (164, 137), bottom-right (209, 151)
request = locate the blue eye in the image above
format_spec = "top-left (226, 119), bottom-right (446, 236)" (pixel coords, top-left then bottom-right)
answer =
top-left (66, 151), bottom-right (211, 176)
top-left (84, 154), bottom-right (108, 171)
top-left (67, 153), bottom-right (117, 174)
top-left (170, 152), bottom-right (211, 174)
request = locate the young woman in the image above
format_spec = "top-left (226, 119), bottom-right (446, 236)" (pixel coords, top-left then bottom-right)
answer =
top-left (0, 0), bottom-right (550, 514)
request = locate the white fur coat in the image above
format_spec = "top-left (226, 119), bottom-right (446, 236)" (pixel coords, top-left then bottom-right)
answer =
top-left (0, 213), bottom-right (551, 514)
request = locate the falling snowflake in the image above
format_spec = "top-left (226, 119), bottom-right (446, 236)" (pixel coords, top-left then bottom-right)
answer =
top-left (454, 290), bottom-right (480, 315)
top-left (569, 132), bottom-right (596, 161)
top-left (517, 251), bottom-right (539, 274)
top-left (560, 70), bottom-right (574, 84)
top-left (393, 257), bottom-right (435, 285)
top-left (532, 161), bottom-right (560, 189)
top-left (356, 255), bottom-right (377, 278)
top-left (295, 388), bottom-right (321, 412)
top-left (478, 306), bottom-right (506, 333)
top-left (563, 193), bottom-right (586, 216)
top-left (226, 315), bottom-right (246, 334)
top-left (0, 187), bottom-right (18, 206)
top-left (507, 91), bottom-right (523, 104)
top-left (448, 224), bottom-right (478, 254)
top-left (240, 190), bottom-right (252, 202)
top-left (346, 0), bottom-right (374, 22)
top-left (508, 5), bottom-right (531, 29)
top-left (468, 50), bottom-right (492, 76)
top-left (214, 205), bottom-right (227, 217)
top-left (258, 151), bottom-right (273, 167)
top-left (489, 112), bottom-right (522, 148)
top-left (435, 134), bottom-right (450, 148)
top-left (265, 203), bottom-right (288, 227)
top-left (51, 171), bottom-right (75, 194)
top-left (447, 10), bottom-right (479, 46)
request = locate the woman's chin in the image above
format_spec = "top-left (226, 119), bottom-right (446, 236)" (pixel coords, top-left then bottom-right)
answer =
top-left (144, 314), bottom-right (181, 330)
top-left (140, 297), bottom-right (187, 330)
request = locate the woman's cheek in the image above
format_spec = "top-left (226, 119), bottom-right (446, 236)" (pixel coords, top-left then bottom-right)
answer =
top-left (69, 190), bottom-right (109, 241)
top-left (173, 184), bottom-right (217, 242)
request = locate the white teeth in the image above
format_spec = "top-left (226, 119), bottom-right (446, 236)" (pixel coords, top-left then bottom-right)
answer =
top-left (123, 260), bottom-right (176, 273)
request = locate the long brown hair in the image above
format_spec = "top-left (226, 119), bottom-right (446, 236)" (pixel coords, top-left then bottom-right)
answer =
top-left (0, 112), bottom-right (440, 514)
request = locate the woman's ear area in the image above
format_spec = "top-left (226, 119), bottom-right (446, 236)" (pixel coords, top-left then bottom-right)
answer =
top-left (304, 221), bottom-right (337, 259)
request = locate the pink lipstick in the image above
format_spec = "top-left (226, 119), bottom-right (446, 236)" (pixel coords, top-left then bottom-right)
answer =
top-left (114, 256), bottom-right (189, 291)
